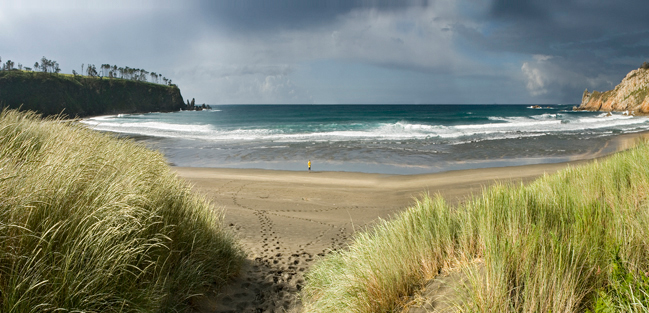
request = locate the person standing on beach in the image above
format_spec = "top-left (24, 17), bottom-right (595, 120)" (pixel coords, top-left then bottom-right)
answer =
top-left (308, 160), bottom-right (311, 172)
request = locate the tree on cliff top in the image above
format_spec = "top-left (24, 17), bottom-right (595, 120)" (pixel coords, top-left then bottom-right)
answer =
top-left (3, 55), bottom-right (175, 87)
top-left (37, 57), bottom-right (61, 74)
top-left (3, 60), bottom-right (14, 71)
top-left (86, 64), bottom-right (97, 77)
top-left (642, 62), bottom-right (649, 70)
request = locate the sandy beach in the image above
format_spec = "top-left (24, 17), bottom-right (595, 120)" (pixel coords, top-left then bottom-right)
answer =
top-left (176, 130), bottom-right (649, 313)
top-left (177, 160), bottom-right (598, 312)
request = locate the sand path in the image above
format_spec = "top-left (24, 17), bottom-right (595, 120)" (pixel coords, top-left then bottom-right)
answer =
top-left (175, 161), bottom-right (587, 313)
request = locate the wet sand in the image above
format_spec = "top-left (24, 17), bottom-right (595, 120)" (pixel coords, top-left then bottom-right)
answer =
top-left (177, 128), bottom-right (649, 313)
top-left (177, 161), bottom-right (593, 313)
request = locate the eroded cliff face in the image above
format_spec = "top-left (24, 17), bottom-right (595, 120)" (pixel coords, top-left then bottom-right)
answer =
top-left (577, 68), bottom-right (649, 114)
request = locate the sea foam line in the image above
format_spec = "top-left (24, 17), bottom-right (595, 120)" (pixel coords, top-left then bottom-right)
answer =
top-left (81, 114), bottom-right (649, 143)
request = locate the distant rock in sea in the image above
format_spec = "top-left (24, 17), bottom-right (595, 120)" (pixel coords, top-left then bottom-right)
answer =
top-left (576, 65), bottom-right (649, 114)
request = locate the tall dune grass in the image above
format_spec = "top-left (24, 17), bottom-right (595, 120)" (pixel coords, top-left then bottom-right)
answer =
top-left (303, 140), bottom-right (649, 312)
top-left (0, 109), bottom-right (244, 312)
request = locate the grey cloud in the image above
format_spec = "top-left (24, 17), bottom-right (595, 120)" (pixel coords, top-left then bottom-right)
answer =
top-left (4, 0), bottom-right (648, 105)
top-left (197, 0), bottom-right (431, 33)
top-left (451, 0), bottom-right (649, 101)
top-left (0, 1), bottom-right (201, 75)
top-left (490, 0), bottom-right (549, 20)
top-left (484, 0), bottom-right (649, 55)
top-left (179, 64), bottom-right (294, 79)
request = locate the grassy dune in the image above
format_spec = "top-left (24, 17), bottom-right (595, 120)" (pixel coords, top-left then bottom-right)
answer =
top-left (303, 142), bottom-right (649, 312)
top-left (0, 110), bottom-right (244, 312)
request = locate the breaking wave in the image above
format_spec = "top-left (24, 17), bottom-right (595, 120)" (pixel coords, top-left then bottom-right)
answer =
top-left (82, 111), bottom-right (649, 144)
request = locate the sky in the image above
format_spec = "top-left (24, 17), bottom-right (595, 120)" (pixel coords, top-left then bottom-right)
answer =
top-left (1, 0), bottom-right (648, 105)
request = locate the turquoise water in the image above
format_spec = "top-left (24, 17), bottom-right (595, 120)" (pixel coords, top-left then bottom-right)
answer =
top-left (83, 105), bottom-right (649, 174)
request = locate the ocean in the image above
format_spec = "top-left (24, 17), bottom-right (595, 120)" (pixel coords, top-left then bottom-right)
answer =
top-left (81, 105), bottom-right (649, 174)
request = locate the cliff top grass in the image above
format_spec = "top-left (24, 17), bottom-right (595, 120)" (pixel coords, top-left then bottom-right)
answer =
top-left (0, 70), bottom-right (185, 117)
top-left (303, 139), bottom-right (649, 312)
top-left (0, 109), bottom-right (244, 312)
top-left (0, 69), bottom-right (178, 89)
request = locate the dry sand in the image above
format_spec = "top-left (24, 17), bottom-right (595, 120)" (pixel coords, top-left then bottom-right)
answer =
top-left (161, 129), bottom-right (649, 313)
top-left (177, 160), bottom-right (594, 313)
top-left (176, 129), bottom-right (649, 313)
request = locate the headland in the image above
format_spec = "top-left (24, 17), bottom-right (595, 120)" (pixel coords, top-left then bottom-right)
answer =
top-left (0, 70), bottom-right (185, 117)
top-left (577, 65), bottom-right (649, 114)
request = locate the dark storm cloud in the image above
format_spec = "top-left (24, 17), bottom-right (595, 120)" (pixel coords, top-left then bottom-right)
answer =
top-left (485, 0), bottom-right (649, 56)
top-left (490, 0), bottom-right (649, 25)
top-left (185, 0), bottom-right (649, 103)
top-left (197, 0), bottom-right (430, 32)
top-left (490, 0), bottom-right (549, 20)
top-left (449, 0), bottom-right (649, 102)
top-left (4, 0), bottom-right (648, 104)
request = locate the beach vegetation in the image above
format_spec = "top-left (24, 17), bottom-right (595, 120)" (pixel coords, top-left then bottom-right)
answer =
top-left (303, 140), bottom-right (649, 312)
top-left (0, 109), bottom-right (244, 312)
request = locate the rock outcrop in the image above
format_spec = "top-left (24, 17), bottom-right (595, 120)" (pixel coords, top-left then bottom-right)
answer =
top-left (576, 67), bottom-right (649, 114)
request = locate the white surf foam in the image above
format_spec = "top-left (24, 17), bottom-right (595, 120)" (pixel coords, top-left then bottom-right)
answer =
top-left (81, 112), bottom-right (649, 143)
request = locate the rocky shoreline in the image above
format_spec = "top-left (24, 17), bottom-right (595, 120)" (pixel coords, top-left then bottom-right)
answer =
top-left (575, 66), bottom-right (649, 114)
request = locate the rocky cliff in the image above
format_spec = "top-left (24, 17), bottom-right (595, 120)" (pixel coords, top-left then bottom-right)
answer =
top-left (577, 67), bottom-right (649, 114)
top-left (0, 71), bottom-right (185, 117)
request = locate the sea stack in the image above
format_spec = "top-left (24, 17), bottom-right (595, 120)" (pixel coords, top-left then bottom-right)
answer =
top-left (576, 65), bottom-right (649, 114)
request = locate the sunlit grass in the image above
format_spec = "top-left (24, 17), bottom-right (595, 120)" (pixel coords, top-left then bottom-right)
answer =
top-left (303, 138), bottom-right (649, 312)
top-left (0, 109), bottom-right (244, 312)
